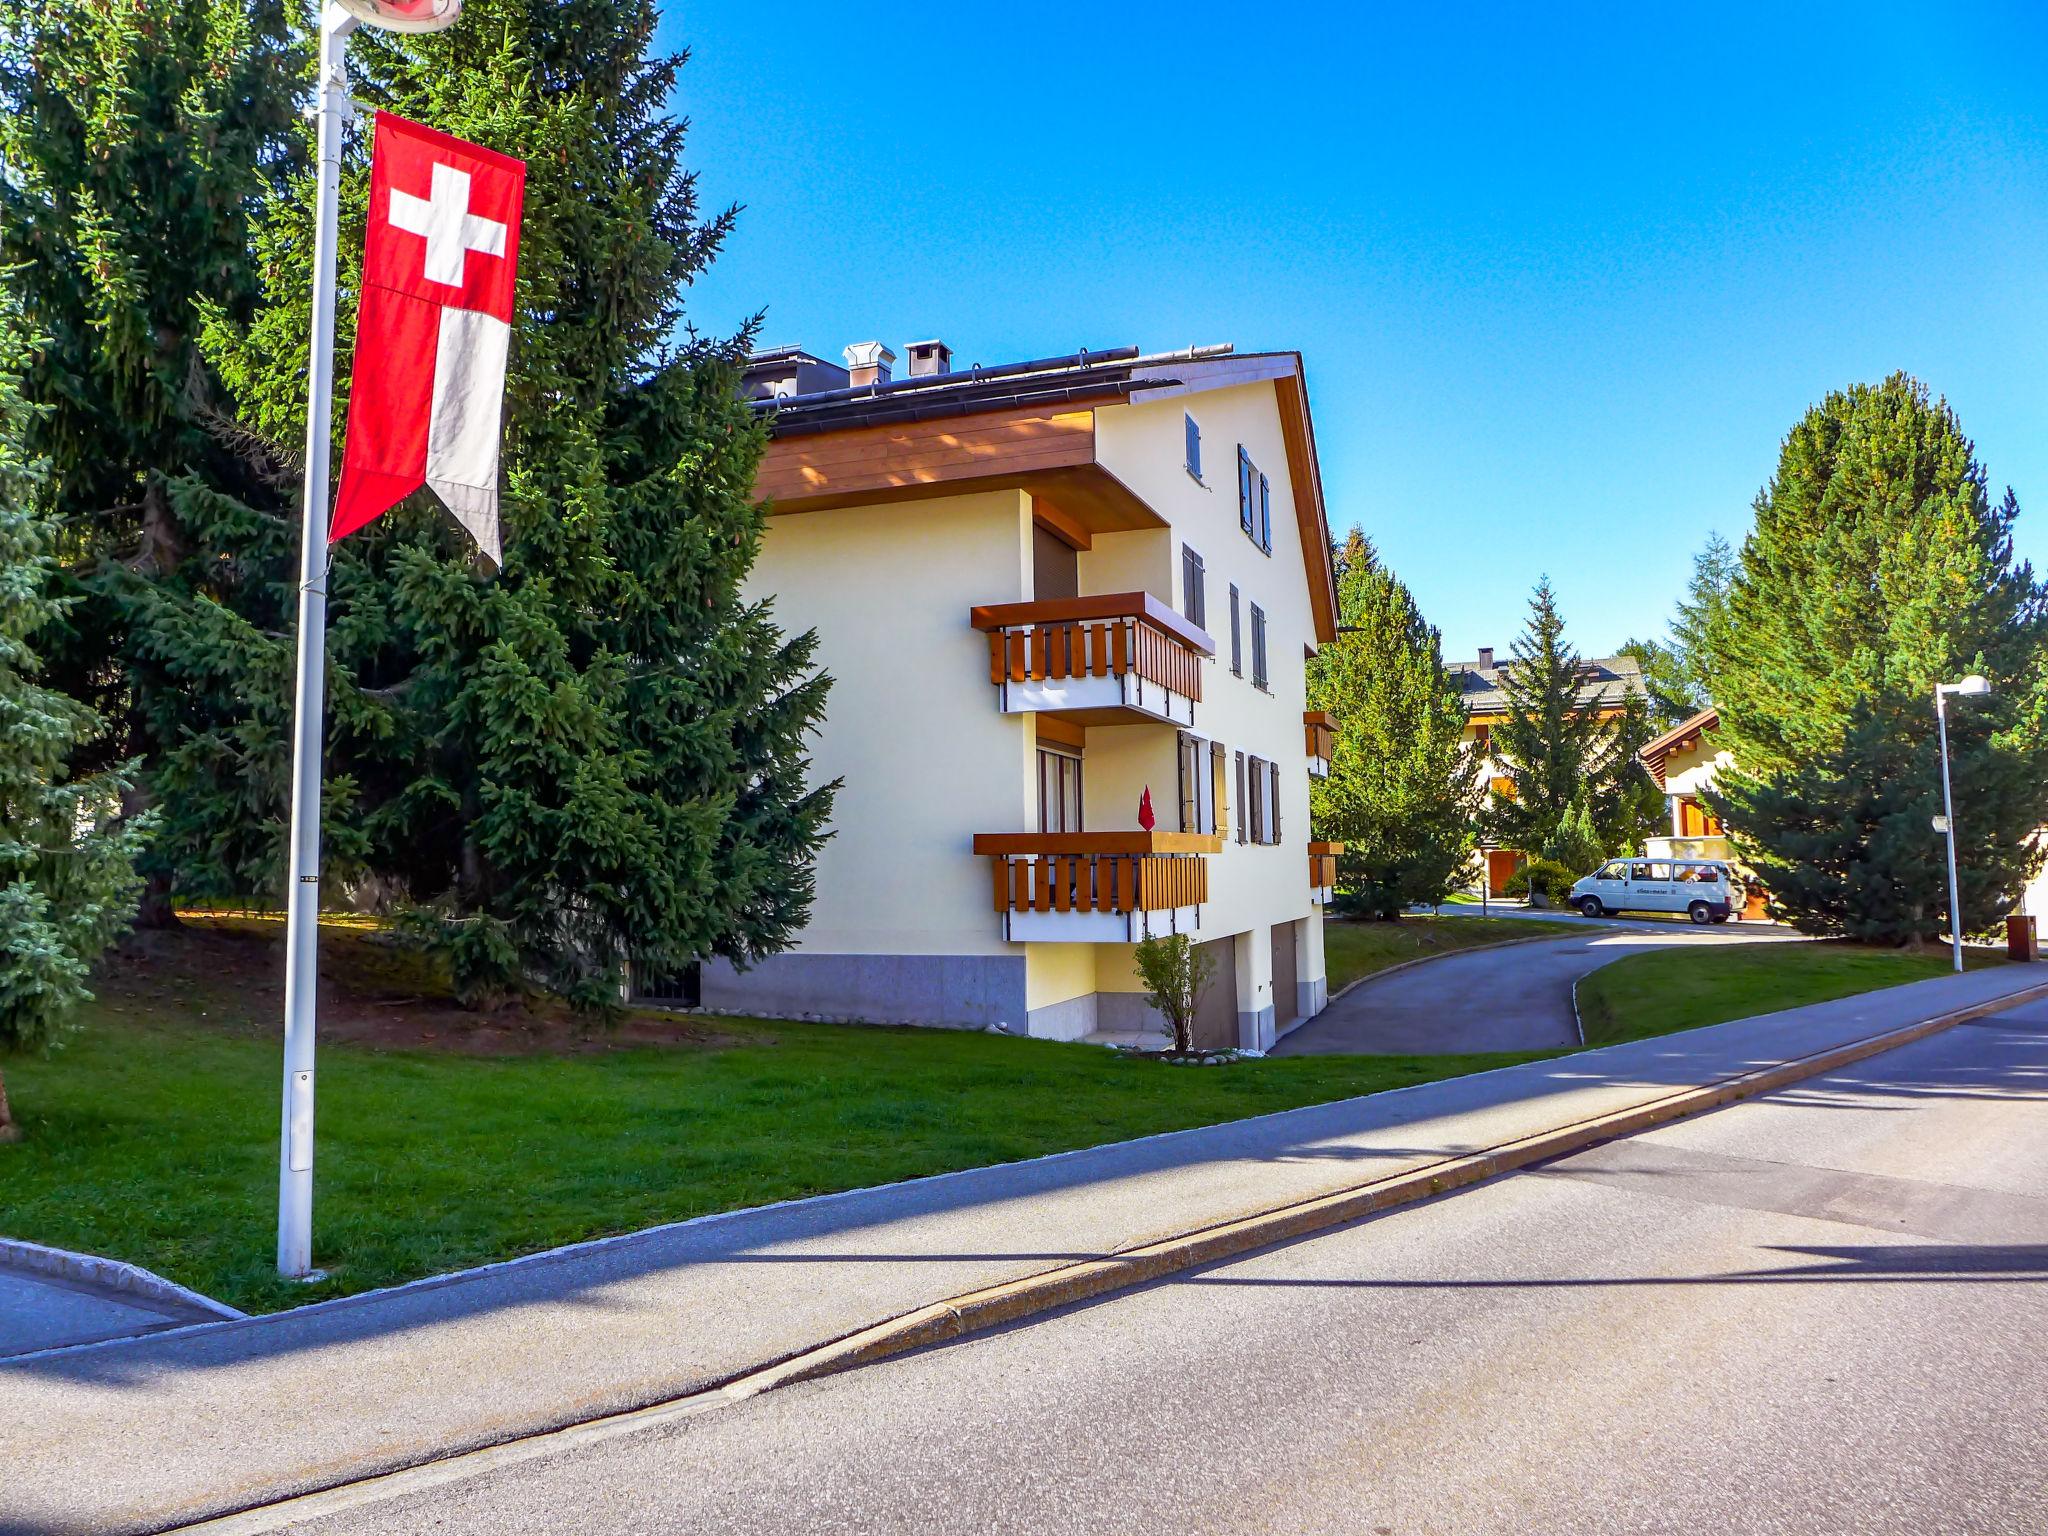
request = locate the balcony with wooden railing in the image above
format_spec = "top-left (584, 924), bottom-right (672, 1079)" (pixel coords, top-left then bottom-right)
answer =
top-left (1304, 710), bottom-right (1336, 778)
top-left (973, 830), bottom-right (1221, 942)
top-left (969, 592), bottom-right (1212, 728)
top-left (1307, 841), bottom-right (1345, 906)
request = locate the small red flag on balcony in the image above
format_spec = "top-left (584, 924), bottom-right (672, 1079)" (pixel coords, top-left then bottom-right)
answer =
top-left (1138, 786), bottom-right (1156, 831)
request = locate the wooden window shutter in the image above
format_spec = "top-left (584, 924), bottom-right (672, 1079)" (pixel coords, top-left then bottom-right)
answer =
top-left (1229, 585), bottom-right (1242, 675)
top-left (1238, 447), bottom-right (1253, 533)
top-left (1258, 472), bottom-right (1272, 551)
top-left (1269, 760), bottom-right (1282, 844)
top-left (1235, 751), bottom-right (1246, 844)
top-left (1211, 741), bottom-right (1227, 836)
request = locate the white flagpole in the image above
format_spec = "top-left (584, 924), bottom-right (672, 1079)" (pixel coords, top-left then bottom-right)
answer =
top-left (278, 2), bottom-right (359, 1280)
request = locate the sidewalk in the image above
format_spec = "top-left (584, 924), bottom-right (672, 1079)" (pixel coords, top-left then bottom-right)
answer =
top-left (6, 962), bottom-right (2045, 1535)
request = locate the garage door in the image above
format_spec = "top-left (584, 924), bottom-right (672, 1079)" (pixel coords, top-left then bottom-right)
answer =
top-left (1271, 921), bottom-right (1298, 1029)
top-left (1191, 935), bottom-right (1238, 1051)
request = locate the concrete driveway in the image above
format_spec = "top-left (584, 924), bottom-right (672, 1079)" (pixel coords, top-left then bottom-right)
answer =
top-left (1276, 921), bottom-right (1796, 1055)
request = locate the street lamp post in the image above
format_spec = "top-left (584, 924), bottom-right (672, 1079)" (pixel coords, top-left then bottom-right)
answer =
top-left (1934, 674), bottom-right (1993, 976)
top-left (277, 0), bottom-right (464, 1281)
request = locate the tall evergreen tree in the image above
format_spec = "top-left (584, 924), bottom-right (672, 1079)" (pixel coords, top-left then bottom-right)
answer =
top-left (0, 306), bottom-right (153, 1140)
top-left (1485, 579), bottom-right (1649, 857)
top-left (196, 0), bottom-right (835, 1008)
top-left (1622, 538), bottom-right (1737, 730)
top-left (1, 0), bottom-right (303, 922)
top-left (1703, 375), bottom-right (2048, 944)
top-left (1308, 530), bottom-right (1479, 918)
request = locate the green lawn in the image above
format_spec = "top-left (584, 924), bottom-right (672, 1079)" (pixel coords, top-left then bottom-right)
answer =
top-left (1575, 939), bottom-right (2004, 1048)
top-left (1323, 914), bottom-right (1581, 992)
top-left (0, 918), bottom-right (1547, 1313)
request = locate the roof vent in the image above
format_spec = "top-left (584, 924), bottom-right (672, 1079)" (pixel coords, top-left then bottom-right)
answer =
top-left (843, 340), bottom-right (895, 388)
top-left (1477, 647), bottom-right (1495, 670)
top-left (905, 339), bottom-right (952, 378)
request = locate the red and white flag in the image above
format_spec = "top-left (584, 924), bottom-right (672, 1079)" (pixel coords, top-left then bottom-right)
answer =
top-left (331, 112), bottom-right (525, 564)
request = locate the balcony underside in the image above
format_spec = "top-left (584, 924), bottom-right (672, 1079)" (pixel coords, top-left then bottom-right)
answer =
top-left (998, 673), bottom-right (1195, 728)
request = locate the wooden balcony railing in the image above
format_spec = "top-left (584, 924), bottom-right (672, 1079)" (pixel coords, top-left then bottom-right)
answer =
top-left (973, 831), bottom-right (1221, 915)
top-left (970, 592), bottom-right (1212, 704)
top-left (1307, 840), bottom-right (1346, 890)
top-left (1304, 710), bottom-right (1337, 761)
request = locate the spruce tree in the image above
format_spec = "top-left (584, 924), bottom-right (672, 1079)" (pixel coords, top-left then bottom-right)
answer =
top-left (0, 0), bottom-right (302, 921)
top-left (199, 0), bottom-right (835, 1009)
top-left (0, 306), bottom-right (153, 1140)
top-left (1308, 531), bottom-right (1479, 918)
top-left (1485, 579), bottom-right (1651, 857)
top-left (1703, 375), bottom-right (2048, 943)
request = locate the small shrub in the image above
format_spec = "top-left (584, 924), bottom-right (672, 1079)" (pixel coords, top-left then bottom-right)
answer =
top-left (1501, 856), bottom-right (1575, 905)
top-left (1132, 931), bottom-right (1216, 1055)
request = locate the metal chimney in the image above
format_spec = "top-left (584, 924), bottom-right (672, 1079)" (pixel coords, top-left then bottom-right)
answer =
top-left (843, 341), bottom-right (895, 388)
top-left (905, 339), bottom-right (952, 378)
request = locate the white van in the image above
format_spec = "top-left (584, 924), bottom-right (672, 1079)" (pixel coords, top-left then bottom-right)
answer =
top-left (1570, 858), bottom-right (1737, 924)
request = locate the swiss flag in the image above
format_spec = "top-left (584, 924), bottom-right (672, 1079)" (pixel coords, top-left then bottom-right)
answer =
top-left (332, 112), bottom-right (525, 564)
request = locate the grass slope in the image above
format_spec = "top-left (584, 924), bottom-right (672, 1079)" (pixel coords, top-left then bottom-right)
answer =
top-left (0, 919), bottom-right (1545, 1313)
top-left (1576, 939), bottom-right (2002, 1048)
top-left (1323, 915), bottom-right (1581, 992)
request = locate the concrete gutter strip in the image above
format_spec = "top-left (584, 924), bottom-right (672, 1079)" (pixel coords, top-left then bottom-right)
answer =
top-left (0, 1238), bottom-right (244, 1322)
top-left (735, 974), bottom-right (2048, 1396)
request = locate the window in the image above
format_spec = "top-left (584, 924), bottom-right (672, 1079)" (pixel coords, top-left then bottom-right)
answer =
top-left (1597, 861), bottom-right (1626, 881)
top-left (1237, 446), bottom-right (1272, 554)
top-left (1490, 775), bottom-right (1516, 800)
top-left (1250, 603), bottom-right (1269, 690)
top-left (1210, 741), bottom-right (1228, 837)
top-left (1037, 748), bottom-right (1082, 834)
top-left (1184, 413), bottom-right (1202, 481)
top-left (1267, 760), bottom-right (1282, 844)
top-left (1234, 751), bottom-right (1247, 844)
top-left (1247, 756), bottom-right (1267, 843)
top-left (1472, 721), bottom-right (1492, 749)
top-left (1228, 585), bottom-right (1242, 676)
top-left (1180, 544), bottom-right (1206, 630)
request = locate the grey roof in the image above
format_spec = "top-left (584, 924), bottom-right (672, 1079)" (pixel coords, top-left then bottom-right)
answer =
top-left (749, 343), bottom-right (1240, 437)
top-left (1449, 653), bottom-right (1645, 716)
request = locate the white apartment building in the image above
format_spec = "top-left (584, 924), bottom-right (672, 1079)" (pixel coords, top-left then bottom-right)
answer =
top-left (686, 340), bottom-right (1343, 1049)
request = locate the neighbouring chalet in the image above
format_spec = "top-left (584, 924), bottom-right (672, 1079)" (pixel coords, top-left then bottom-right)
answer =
top-left (654, 340), bottom-right (1344, 1049)
top-left (1450, 649), bottom-right (1646, 890)
top-left (1637, 706), bottom-right (1733, 862)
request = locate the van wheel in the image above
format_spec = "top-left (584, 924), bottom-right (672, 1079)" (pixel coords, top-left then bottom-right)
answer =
top-left (1688, 902), bottom-right (1713, 926)
top-left (1577, 897), bottom-right (1604, 919)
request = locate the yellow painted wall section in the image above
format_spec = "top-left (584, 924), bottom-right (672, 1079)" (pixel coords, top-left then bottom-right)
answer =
top-left (1077, 527), bottom-right (1172, 602)
top-left (745, 489), bottom-right (1034, 955)
top-left (1025, 943), bottom-right (1098, 1010)
top-left (1093, 384), bottom-right (1320, 955)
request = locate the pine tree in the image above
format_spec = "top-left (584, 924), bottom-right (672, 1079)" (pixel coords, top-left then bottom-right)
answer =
top-left (1703, 375), bottom-right (2048, 944)
top-left (1623, 537), bottom-right (1737, 729)
top-left (0, 306), bottom-right (153, 1140)
top-left (0, 0), bottom-right (302, 922)
top-left (1485, 579), bottom-right (1649, 857)
top-left (1308, 530), bottom-right (1479, 918)
top-left (198, 1), bottom-right (835, 1009)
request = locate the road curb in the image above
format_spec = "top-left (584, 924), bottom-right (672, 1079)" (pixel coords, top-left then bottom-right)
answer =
top-left (730, 975), bottom-right (2048, 1398)
top-left (0, 1237), bottom-right (244, 1322)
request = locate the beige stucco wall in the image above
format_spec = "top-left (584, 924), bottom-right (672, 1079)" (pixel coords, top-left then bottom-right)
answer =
top-left (1094, 383), bottom-right (1321, 952)
top-left (746, 489), bottom-right (1034, 956)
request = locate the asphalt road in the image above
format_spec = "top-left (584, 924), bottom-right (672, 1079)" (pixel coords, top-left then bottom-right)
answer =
top-left (250, 997), bottom-right (2048, 1536)
top-left (1278, 922), bottom-right (1795, 1054)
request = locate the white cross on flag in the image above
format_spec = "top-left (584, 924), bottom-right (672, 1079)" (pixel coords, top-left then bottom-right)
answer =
top-left (332, 112), bottom-right (525, 563)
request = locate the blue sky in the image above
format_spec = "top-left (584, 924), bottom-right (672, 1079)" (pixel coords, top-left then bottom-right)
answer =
top-left (656, 3), bottom-right (2048, 662)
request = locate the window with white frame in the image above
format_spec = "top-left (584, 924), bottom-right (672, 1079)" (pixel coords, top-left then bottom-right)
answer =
top-left (1037, 747), bottom-right (1082, 834)
top-left (1250, 602), bottom-right (1269, 690)
top-left (1181, 544), bottom-right (1206, 630)
top-left (1238, 445), bottom-right (1273, 554)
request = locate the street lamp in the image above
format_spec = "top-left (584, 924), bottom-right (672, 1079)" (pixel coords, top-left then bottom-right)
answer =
top-left (276, 0), bottom-right (464, 1281)
top-left (1934, 674), bottom-right (1992, 975)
